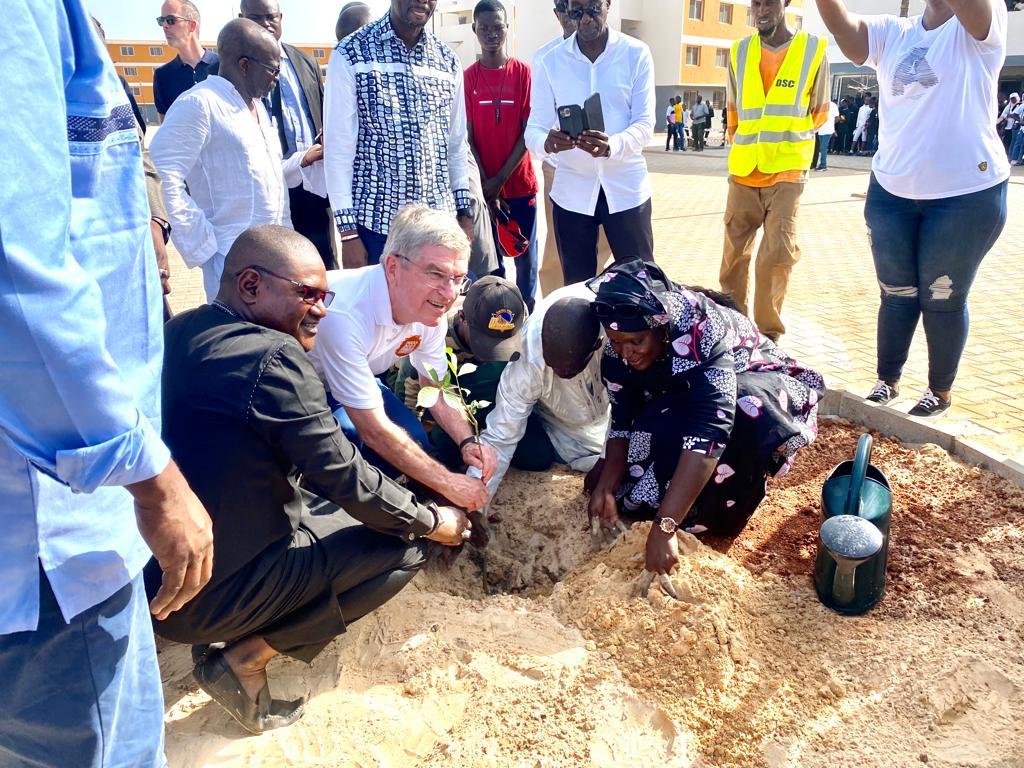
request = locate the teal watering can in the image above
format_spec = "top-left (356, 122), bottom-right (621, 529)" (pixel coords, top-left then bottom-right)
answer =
top-left (813, 433), bottom-right (892, 615)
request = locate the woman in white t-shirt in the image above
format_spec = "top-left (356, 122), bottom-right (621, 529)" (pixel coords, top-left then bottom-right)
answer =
top-left (815, 0), bottom-right (1009, 417)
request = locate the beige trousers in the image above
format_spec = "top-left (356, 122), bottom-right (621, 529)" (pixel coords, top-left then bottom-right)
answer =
top-left (719, 178), bottom-right (804, 339)
top-left (538, 161), bottom-right (611, 295)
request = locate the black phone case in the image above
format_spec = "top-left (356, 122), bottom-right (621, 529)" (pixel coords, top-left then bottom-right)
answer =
top-left (583, 93), bottom-right (604, 133)
top-left (558, 104), bottom-right (585, 138)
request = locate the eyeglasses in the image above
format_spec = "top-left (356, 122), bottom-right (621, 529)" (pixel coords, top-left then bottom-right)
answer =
top-left (568, 5), bottom-right (604, 21)
top-left (237, 265), bottom-right (335, 307)
top-left (240, 56), bottom-right (281, 77)
top-left (243, 12), bottom-right (282, 24)
top-left (156, 14), bottom-right (191, 26)
top-left (396, 254), bottom-right (470, 294)
top-left (554, 3), bottom-right (569, 13)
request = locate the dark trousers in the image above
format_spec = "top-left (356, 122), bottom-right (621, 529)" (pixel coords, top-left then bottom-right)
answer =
top-left (552, 191), bottom-right (655, 284)
top-left (693, 120), bottom-right (706, 150)
top-left (490, 194), bottom-right (539, 309)
top-left (665, 125), bottom-right (678, 151)
top-left (865, 175), bottom-right (1007, 392)
top-left (148, 505), bottom-right (427, 664)
top-left (357, 225), bottom-right (389, 266)
top-left (0, 571), bottom-right (165, 768)
top-left (289, 186), bottom-right (336, 270)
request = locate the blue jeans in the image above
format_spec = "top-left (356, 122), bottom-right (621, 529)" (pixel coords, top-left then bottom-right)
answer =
top-left (1010, 129), bottom-right (1024, 163)
top-left (332, 379), bottom-right (433, 479)
top-left (357, 225), bottom-right (389, 266)
top-left (0, 570), bottom-right (166, 768)
top-left (815, 134), bottom-right (831, 169)
top-left (865, 175), bottom-right (1007, 392)
top-left (503, 194), bottom-right (538, 310)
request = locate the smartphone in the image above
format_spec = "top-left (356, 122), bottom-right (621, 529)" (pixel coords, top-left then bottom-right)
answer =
top-left (583, 93), bottom-right (605, 133)
top-left (557, 104), bottom-right (585, 139)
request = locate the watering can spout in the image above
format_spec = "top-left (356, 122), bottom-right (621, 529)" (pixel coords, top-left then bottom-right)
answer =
top-left (814, 433), bottom-right (893, 615)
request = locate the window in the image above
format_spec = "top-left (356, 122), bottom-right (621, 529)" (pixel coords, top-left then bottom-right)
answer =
top-left (688, 0), bottom-right (703, 21)
top-left (719, 3), bottom-right (733, 24)
top-left (123, 66), bottom-right (138, 77)
top-left (746, 8), bottom-right (754, 26)
top-left (686, 46), bottom-right (701, 66)
top-left (313, 49), bottom-right (326, 59)
top-left (715, 48), bottom-right (729, 68)
top-left (131, 86), bottom-right (142, 97)
top-left (149, 46), bottom-right (163, 56)
top-left (120, 45), bottom-right (134, 56)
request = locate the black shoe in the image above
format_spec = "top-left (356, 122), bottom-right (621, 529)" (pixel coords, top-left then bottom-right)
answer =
top-left (908, 388), bottom-right (951, 417)
top-left (193, 649), bottom-right (305, 734)
top-left (190, 642), bottom-right (227, 666)
top-left (866, 380), bottom-right (899, 405)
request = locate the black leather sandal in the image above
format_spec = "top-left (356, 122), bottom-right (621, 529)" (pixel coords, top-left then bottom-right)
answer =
top-left (193, 649), bottom-right (304, 734)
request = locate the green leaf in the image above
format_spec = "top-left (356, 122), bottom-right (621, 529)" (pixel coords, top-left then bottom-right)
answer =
top-left (416, 386), bottom-right (440, 409)
top-left (442, 391), bottom-right (464, 411)
top-left (458, 362), bottom-right (478, 377)
top-left (425, 366), bottom-right (442, 384)
top-left (443, 371), bottom-right (452, 387)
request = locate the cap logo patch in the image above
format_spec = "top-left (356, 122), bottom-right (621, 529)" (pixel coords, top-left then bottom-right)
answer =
top-left (488, 309), bottom-right (516, 332)
top-left (395, 335), bottom-right (421, 357)
top-left (978, 161), bottom-right (988, 171)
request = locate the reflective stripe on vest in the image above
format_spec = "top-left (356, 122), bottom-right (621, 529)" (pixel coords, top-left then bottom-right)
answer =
top-left (728, 31), bottom-right (826, 177)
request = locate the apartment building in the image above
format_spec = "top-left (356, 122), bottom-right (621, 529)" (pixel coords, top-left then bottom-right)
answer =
top-left (106, 40), bottom-right (333, 125)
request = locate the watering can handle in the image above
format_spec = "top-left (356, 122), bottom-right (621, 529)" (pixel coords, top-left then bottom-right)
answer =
top-left (845, 433), bottom-right (873, 516)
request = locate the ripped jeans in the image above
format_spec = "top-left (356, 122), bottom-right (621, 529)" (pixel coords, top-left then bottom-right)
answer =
top-left (865, 175), bottom-right (1007, 392)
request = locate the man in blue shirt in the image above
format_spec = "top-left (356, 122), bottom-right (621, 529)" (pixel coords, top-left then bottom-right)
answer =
top-left (0, 2), bottom-right (214, 765)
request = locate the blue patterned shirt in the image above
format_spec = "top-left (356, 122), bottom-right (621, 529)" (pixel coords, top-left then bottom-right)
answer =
top-left (324, 13), bottom-right (471, 235)
top-left (0, 0), bottom-right (170, 633)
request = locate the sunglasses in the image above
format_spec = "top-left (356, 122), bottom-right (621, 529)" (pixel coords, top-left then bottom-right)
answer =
top-left (156, 14), bottom-right (190, 26)
top-left (568, 5), bottom-right (604, 21)
top-left (238, 265), bottom-right (335, 307)
top-left (591, 301), bottom-right (644, 319)
top-left (240, 56), bottom-right (281, 77)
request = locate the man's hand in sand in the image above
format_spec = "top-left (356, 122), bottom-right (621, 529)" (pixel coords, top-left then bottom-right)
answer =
top-left (588, 488), bottom-right (621, 530)
top-left (583, 459), bottom-right (605, 495)
top-left (427, 505), bottom-right (473, 546)
top-left (445, 472), bottom-right (490, 511)
top-left (461, 440), bottom-right (497, 483)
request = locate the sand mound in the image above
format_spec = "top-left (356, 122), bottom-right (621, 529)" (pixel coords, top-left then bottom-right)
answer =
top-left (162, 422), bottom-right (1024, 767)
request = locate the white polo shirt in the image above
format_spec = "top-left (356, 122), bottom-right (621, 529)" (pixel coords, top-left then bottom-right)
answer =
top-left (310, 266), bottom-right (448, 410)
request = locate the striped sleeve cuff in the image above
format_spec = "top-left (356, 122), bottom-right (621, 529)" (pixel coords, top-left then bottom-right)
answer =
top-left (454, 189), bottom-right (472, 212)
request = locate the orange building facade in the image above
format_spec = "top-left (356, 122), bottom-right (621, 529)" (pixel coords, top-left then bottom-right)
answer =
top-left (676, 0), bottom-right (805, 110)
top-left (106, 39), bottom-right (333, 125)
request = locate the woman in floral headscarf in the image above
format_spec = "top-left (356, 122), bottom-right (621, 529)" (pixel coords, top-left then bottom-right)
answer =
top-left (587, 259), bottom-right (825, 575)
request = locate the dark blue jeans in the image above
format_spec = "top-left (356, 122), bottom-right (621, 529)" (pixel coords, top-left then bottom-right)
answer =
top-left (332, 379), bottom-right (433, 479)
top-left (865, 175), bottom-right (1007, 392)
top-left (0, 571), bottom-right (166, 768)
top-left (815, 134), bottom-right (830, 169)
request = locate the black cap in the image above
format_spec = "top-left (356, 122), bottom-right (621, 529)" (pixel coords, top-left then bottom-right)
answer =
top-left (461, 276), bottom-right (527, 362)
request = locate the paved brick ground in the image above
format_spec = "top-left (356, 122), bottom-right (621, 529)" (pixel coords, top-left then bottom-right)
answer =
top-left (166, 141), bottom-right (1024, 462)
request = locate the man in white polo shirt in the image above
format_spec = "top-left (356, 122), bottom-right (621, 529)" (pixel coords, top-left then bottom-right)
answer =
top-left (310, 205), bottom-right (496, 512)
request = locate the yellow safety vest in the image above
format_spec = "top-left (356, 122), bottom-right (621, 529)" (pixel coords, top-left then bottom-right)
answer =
top-left (728, 30), bottom-right (827, 177)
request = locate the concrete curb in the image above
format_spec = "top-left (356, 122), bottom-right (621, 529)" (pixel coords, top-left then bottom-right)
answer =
top-left (820, 389), bottom-right (1024, 490)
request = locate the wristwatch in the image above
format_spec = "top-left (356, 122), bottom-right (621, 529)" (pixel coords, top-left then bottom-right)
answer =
top-left (654, 516), bottom-right (680, 534)
top-left (456, 199), bottom-right (477, 220)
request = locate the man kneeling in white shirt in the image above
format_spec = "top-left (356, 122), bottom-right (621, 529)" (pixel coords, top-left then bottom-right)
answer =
top-left (472, 284), bottom-right (610, 499)
top-left (310, 205), bottom-right (497, 514)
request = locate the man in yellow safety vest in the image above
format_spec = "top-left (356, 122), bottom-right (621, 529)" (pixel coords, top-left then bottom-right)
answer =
top-left (720, 0), bottom-right (830, 342)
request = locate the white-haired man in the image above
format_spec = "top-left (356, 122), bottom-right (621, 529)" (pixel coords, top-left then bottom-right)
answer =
top-left (310, 205), bottom-right (497, 513)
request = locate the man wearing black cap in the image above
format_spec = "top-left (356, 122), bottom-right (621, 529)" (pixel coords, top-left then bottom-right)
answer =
top-left (396, 276), bottom-right (556, 470)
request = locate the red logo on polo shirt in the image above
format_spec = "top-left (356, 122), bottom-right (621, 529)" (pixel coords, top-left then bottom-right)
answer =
top-left (395, 336), bottom-right (421, 357)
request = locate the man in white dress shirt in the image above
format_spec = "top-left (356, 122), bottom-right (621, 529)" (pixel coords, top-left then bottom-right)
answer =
top-left (310, 205), bottom-right (497, 514)
top-left (474, 284), bottom-right (610, 499)
top-left (526, 0), bottom-right (656, 285)
top-left (151, 19), bottom-right (324, 301)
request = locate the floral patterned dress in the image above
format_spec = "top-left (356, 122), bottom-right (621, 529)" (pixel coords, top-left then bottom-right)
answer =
top-left (601, 286), bottom-right (826, 535)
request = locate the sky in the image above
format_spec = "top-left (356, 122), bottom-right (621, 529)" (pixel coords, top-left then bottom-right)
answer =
top-left (88, 0), bottom-right (392, 43)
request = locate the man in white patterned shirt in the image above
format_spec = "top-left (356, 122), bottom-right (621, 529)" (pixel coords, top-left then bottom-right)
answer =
top-left (324, 0), bottom-right (473, 268)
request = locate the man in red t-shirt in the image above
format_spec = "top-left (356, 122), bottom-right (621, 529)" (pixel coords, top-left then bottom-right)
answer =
top-left (465, 0), bottom-right (540, 309)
